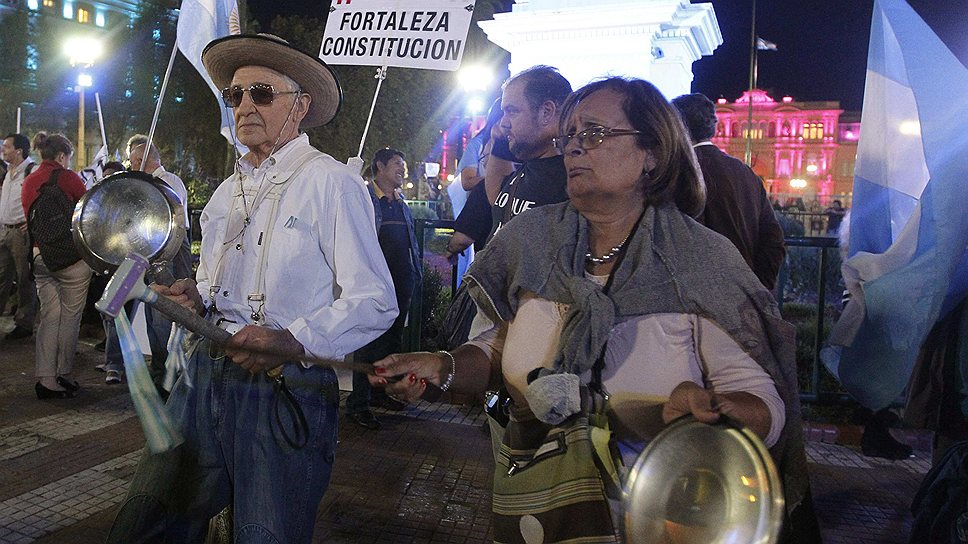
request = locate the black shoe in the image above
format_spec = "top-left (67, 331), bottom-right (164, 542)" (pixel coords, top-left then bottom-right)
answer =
top-left (35, 382), bottom-right (74, 399)
top-left (56, 376), bottom-right (80, 392)
top-left (5, 326), bottom-right (32, 341)
top-left (372, 395), bottom-right (406, 411)
top-left (347, 410), bottom-right (381, 430)
top-left (861, 409), bottom-right (913, 460)
top-left (93, 340), bottom-right (106, 352)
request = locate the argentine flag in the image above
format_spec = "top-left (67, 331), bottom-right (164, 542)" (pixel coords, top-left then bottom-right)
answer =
top-left (175, 0), bottom-right (243, 149)
top-left (829, 0), bottom-right (968, 410)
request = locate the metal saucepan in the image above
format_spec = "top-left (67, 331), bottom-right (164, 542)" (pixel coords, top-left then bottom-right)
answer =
top-left (622, 416), bottom-right (784, 544)
top-left (72, 170), bottom-right (187, 276)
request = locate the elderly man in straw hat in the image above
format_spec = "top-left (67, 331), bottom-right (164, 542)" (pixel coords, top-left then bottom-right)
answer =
top-left (107, 34), bottom-right (397, 543)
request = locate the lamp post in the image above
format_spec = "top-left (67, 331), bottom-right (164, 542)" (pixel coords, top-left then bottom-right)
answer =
top-left (64, 37), bottom-right (102, 167)
top-left (75, 73), bottom-right (93, 166)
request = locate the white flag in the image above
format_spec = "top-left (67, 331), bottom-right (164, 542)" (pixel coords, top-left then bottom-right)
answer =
top-left (756, 37), bottom-right (778, 51)
top-left (80, 144), bottom-right (108, 188)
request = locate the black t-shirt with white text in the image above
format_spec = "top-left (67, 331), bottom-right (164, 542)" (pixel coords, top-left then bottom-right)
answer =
top-left (488, 154), bottom-right (568, 241)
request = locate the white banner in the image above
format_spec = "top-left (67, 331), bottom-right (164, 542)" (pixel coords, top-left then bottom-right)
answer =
top-left (320, 0), bottom-right (476, 71)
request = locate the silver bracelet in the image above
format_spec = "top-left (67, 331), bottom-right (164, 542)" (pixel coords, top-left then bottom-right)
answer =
top-left (436, 350), bottom-right (456, 391)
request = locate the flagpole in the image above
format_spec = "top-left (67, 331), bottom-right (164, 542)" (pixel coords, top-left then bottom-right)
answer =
top-left (144, 44), bottom-right (179, 172)
top-left (744, 0), bottom-right (757, 167)
top-left (357, 65), bottom-right (389, 160)
top-left (16, 107), bottom-right (21, 133)
top-left (95, 92), bottom-right (108, 151)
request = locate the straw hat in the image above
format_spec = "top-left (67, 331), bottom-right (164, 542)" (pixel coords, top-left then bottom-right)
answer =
top-left (202, 34), bottom-right (342, 128)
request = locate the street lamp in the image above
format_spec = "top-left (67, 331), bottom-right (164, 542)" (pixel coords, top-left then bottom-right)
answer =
top-left (451, 64), bottom-right (495, 176)
top-left (457, 65), bottom-right (493, 92)
top-left (64, 37), bottom-right (102, 167)
top-left (466, 97), bottom-right (485, 117)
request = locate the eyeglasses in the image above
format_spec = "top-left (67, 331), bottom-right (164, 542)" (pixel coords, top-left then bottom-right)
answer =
top-left (220, 84), bottom-right (300, 108)
top-left (553, 125), bottom-right (643, 153)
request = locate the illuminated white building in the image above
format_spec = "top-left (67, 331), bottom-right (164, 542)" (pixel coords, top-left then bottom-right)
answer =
top-left (478, 0), bottom-right (722, 98)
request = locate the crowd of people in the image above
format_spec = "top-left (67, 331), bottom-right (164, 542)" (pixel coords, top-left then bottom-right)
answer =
top-left (0, 32), bottom-right (848, 543)
top-left (0, 129), bottom-right (190, 399)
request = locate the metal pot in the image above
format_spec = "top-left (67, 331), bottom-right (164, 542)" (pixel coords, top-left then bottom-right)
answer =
top-left (72, 170), bottom-right (187, 276)
top-left (622, 416), bottom-right (784, 544)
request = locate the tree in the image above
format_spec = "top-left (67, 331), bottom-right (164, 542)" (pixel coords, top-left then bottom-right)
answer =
top-left (0, 7), bottom-right (31, 131)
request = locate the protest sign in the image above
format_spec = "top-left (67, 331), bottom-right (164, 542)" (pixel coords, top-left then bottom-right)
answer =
top-left (321, 0), bottom-right (476, 71)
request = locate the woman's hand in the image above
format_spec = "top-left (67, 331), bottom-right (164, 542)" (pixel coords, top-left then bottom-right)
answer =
top-left (662, 381), bottom-right (774, 441)
top-left (150, 278), bottom-right (205, 316)
top-left (368, 351), bottom-right (450, 403)
top-left (662, 381), bottom-right (721, 425)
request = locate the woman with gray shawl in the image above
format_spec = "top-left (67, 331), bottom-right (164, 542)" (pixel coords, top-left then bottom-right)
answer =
top-left (371, 77), bottom-right (817, 542)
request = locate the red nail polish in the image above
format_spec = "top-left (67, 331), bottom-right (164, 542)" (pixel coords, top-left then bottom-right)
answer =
top-left (408, 374), bottom-right (417, 383)
top-left (375, 367), bottom-right (386, 375)
top-left (379, 378), bottom-right (387, 386)
top-left (420, 378), bottom-right (427, 386)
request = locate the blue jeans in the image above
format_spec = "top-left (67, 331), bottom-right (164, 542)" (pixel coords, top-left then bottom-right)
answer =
top-left (107, 344), bottom-right (340, 543)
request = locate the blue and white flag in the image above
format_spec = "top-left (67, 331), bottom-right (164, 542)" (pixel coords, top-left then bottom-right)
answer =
top-left (175, 0), bottom-right (242, 148)
top-left (829, 0), bottom-right (968, 409)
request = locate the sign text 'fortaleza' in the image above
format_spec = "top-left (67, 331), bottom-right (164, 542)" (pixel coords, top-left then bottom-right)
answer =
top-left (320, 0), bottom-right (475, 71)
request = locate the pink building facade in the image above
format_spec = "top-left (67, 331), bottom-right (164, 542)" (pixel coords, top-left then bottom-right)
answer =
top-left (712, 89), bottom-right (859, 206)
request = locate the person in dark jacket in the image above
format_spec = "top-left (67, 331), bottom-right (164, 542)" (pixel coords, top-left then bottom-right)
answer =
top-left (345, 147), bottom-right (423, 430)
top-left (673, 93), bottom-right (786, 290)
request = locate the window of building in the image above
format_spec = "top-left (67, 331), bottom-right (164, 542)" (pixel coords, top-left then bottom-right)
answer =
top-left (26, 45), bottom-right (38, 71)
top-left (95, 11), bottom-right (105, 26)
top-left (777, 158), bottom-right (791, 178)
top-left (77, 7), bottom-right (89, 23)
top-left (152, 28), bottom-right (161, 41)
top-left (62, 0), bottom-right (72, 18)
top-left (28, 0), bottom-right (39, 10)
top-left (742, 125), bottom-right (763, 139)
top-left (802, 122), bottom-right (824, 140)
top-left (42, 0), bottom-right (54, 8)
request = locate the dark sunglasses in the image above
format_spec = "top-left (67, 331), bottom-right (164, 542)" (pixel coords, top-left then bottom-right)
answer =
top-left (553, 125), bottom-right (643, 154)
top-left (220, 83), bottom-right (300, 108)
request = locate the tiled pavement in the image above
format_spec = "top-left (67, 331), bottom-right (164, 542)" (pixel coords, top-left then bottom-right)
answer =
top-left (0, 321), bottom-right (934, 543)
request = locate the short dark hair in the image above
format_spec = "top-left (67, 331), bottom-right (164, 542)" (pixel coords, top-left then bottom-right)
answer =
top-left (32, 132), bottom-right (74, 161)
top-left (4, 133), bottom-right (30, 160)
top-left (505, 65), bottom-right (572, 111)
top-left (671, 93), bottom-right (718, 143)
top-left (560, 78), bottom-right (705, 218)
top-left (102, 161), bottom-right (126, 175)
top-left (371, 147), bottom-right (404, 177)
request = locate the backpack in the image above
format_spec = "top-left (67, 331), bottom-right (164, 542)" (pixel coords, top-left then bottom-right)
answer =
top-left (27, 168), bottom-right (81, 272)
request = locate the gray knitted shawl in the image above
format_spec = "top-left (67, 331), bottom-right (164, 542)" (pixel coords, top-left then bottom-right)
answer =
top-left (463, 200), bottom-right (808, 512)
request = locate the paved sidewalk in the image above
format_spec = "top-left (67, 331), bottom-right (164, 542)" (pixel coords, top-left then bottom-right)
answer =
top-left (0, 324), bottom-right (932, 543)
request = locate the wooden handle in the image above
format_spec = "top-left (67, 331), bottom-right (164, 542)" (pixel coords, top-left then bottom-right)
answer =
top-left (146, 290), bottom-right (232, 346)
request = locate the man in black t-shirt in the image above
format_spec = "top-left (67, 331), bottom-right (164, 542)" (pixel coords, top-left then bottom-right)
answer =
top-left (488, 65), bottom-right (573, 241)
top-left (346, 147), bottom-right (422, 430)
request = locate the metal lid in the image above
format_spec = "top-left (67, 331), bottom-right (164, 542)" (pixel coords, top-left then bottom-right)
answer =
top-left (622, 416), bottom-right (784, 544)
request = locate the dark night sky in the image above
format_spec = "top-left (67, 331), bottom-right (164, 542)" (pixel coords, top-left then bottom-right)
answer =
top-left (693, 0), bottom-right (875, 111)
top-left (248, 0), bottom-right (876, 111)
